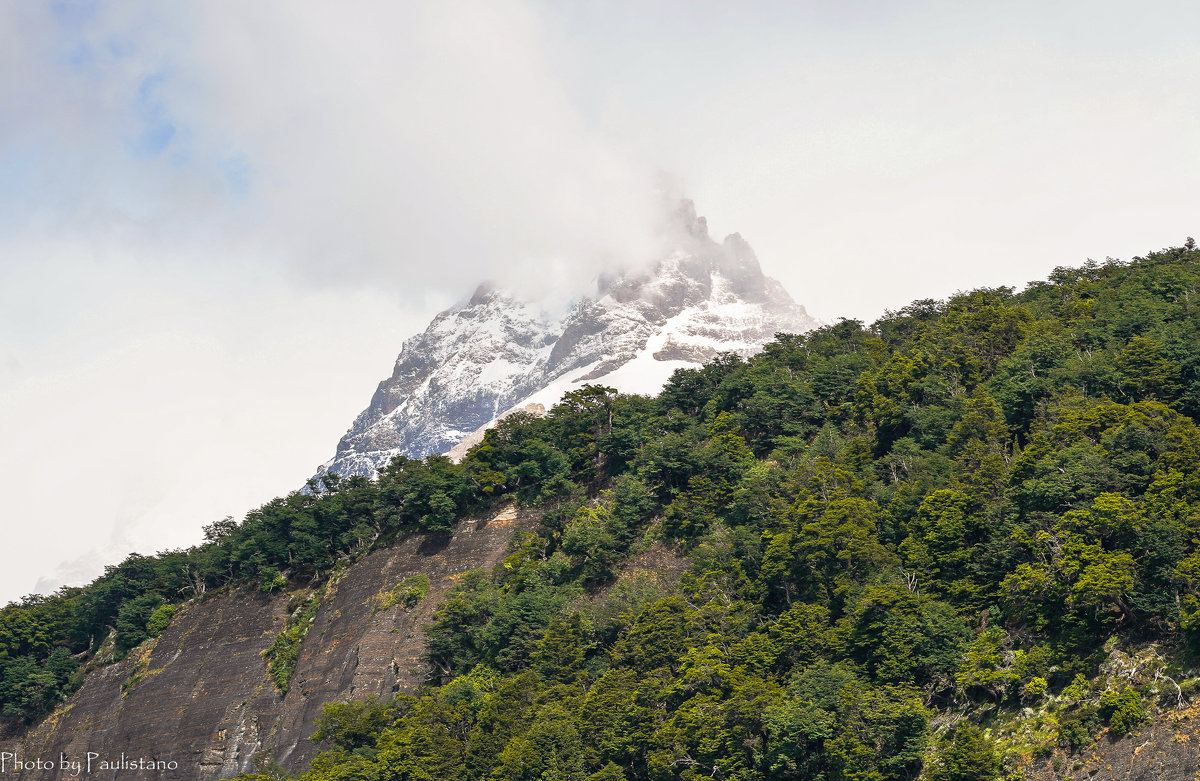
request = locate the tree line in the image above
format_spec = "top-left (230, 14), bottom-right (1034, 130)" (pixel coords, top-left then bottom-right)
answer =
top-left (3, 243), bottom-right (1199, 780)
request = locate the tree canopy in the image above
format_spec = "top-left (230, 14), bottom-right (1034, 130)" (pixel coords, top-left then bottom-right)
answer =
top-left (6, 243), bottom-right (1200, 780)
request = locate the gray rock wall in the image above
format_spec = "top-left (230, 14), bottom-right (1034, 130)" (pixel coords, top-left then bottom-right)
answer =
top-left (7, 505), bottom-right (532, 780)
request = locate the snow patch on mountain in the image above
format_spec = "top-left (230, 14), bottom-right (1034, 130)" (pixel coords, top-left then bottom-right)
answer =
top-left (317, 202), bottom-right (819, 480)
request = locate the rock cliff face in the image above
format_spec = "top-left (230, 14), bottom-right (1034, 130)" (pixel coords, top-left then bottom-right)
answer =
top-left (317, 201), bottom-right (817, 480)
top-left (1021, 711), bottom-right (1200, 780)
top-left (6, 505), bottom-right (534, 780)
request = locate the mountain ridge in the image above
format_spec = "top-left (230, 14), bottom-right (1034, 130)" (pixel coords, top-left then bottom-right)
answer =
top-left (318, 201), bottom-right (817, 480)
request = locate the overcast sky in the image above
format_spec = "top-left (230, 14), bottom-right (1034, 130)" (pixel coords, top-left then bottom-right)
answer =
top-left (2, 0), bottom-right (1198, 604)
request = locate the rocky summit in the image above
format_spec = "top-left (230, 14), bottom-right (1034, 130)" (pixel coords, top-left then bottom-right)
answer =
top-left (318, 201), bottom-right (817, 480)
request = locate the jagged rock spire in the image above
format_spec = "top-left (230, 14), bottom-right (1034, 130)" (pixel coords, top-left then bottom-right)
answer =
top-left (317, 204), bottom-right (818, 480)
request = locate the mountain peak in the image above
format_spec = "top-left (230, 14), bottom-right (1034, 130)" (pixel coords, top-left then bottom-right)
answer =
top-left (467, 281), bottom-right (500, 306)
top-left (668, 197), bottom-right (710, 242)
top-left (318, 208), bottom-right (818, 480)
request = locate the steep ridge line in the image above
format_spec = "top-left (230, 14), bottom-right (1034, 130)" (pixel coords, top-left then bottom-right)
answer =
top-left (317, 200), bottom-right (817, 481)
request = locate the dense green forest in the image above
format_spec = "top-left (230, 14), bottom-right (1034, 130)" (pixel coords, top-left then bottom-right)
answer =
top-left (4, 243), bottom-right (1200, 780)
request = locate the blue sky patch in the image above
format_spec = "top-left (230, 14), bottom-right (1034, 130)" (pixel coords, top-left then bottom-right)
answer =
top-left (220, 155), bottom-right (253, 196)
top-left (50, 0), bottom-right (99, 30)
top-left (128, 71), bottom-right (177, 158)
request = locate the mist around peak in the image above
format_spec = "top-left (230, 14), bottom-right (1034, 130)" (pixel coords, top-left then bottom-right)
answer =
top-left (460, 194), bottom-right (785, 316)
top-left (320, 200), bottom-right (817, 481)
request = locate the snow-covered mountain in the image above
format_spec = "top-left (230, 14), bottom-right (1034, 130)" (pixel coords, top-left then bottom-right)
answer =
top-left (318, 201), bottom-right (818, 479)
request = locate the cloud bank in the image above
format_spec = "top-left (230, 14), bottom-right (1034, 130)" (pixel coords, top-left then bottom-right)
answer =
top-left (4, 0), bottom-right (1200, 603)
top-left (0, 1), bottom-right (666, 602)
top-left (1, 1), bottom-right (661, 301)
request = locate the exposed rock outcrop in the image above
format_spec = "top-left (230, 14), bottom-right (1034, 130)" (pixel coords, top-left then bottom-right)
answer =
top-left (1021, 710), bottom-right (1200, 780)
top-left (8, 505), bottom-right (534, 779)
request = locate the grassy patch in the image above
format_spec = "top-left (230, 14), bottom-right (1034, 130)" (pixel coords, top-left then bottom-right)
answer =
top-left (372, 574), bottom-right (430, 614)
top-left (121, 638), bottom-right (163, 698)
top-left (263, 591), bottom-right (321, 693)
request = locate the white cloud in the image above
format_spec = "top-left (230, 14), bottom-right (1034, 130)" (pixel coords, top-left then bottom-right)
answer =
top-left (1, 2), bottom-right (660, 297)
top-left (0, 1), bottom-right (671, 602)
top-left (3, 0), bottom-right (1200, 602)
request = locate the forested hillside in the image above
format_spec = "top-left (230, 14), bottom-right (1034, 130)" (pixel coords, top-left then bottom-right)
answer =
top-left (5, 243), bottom-right (1200, 780)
